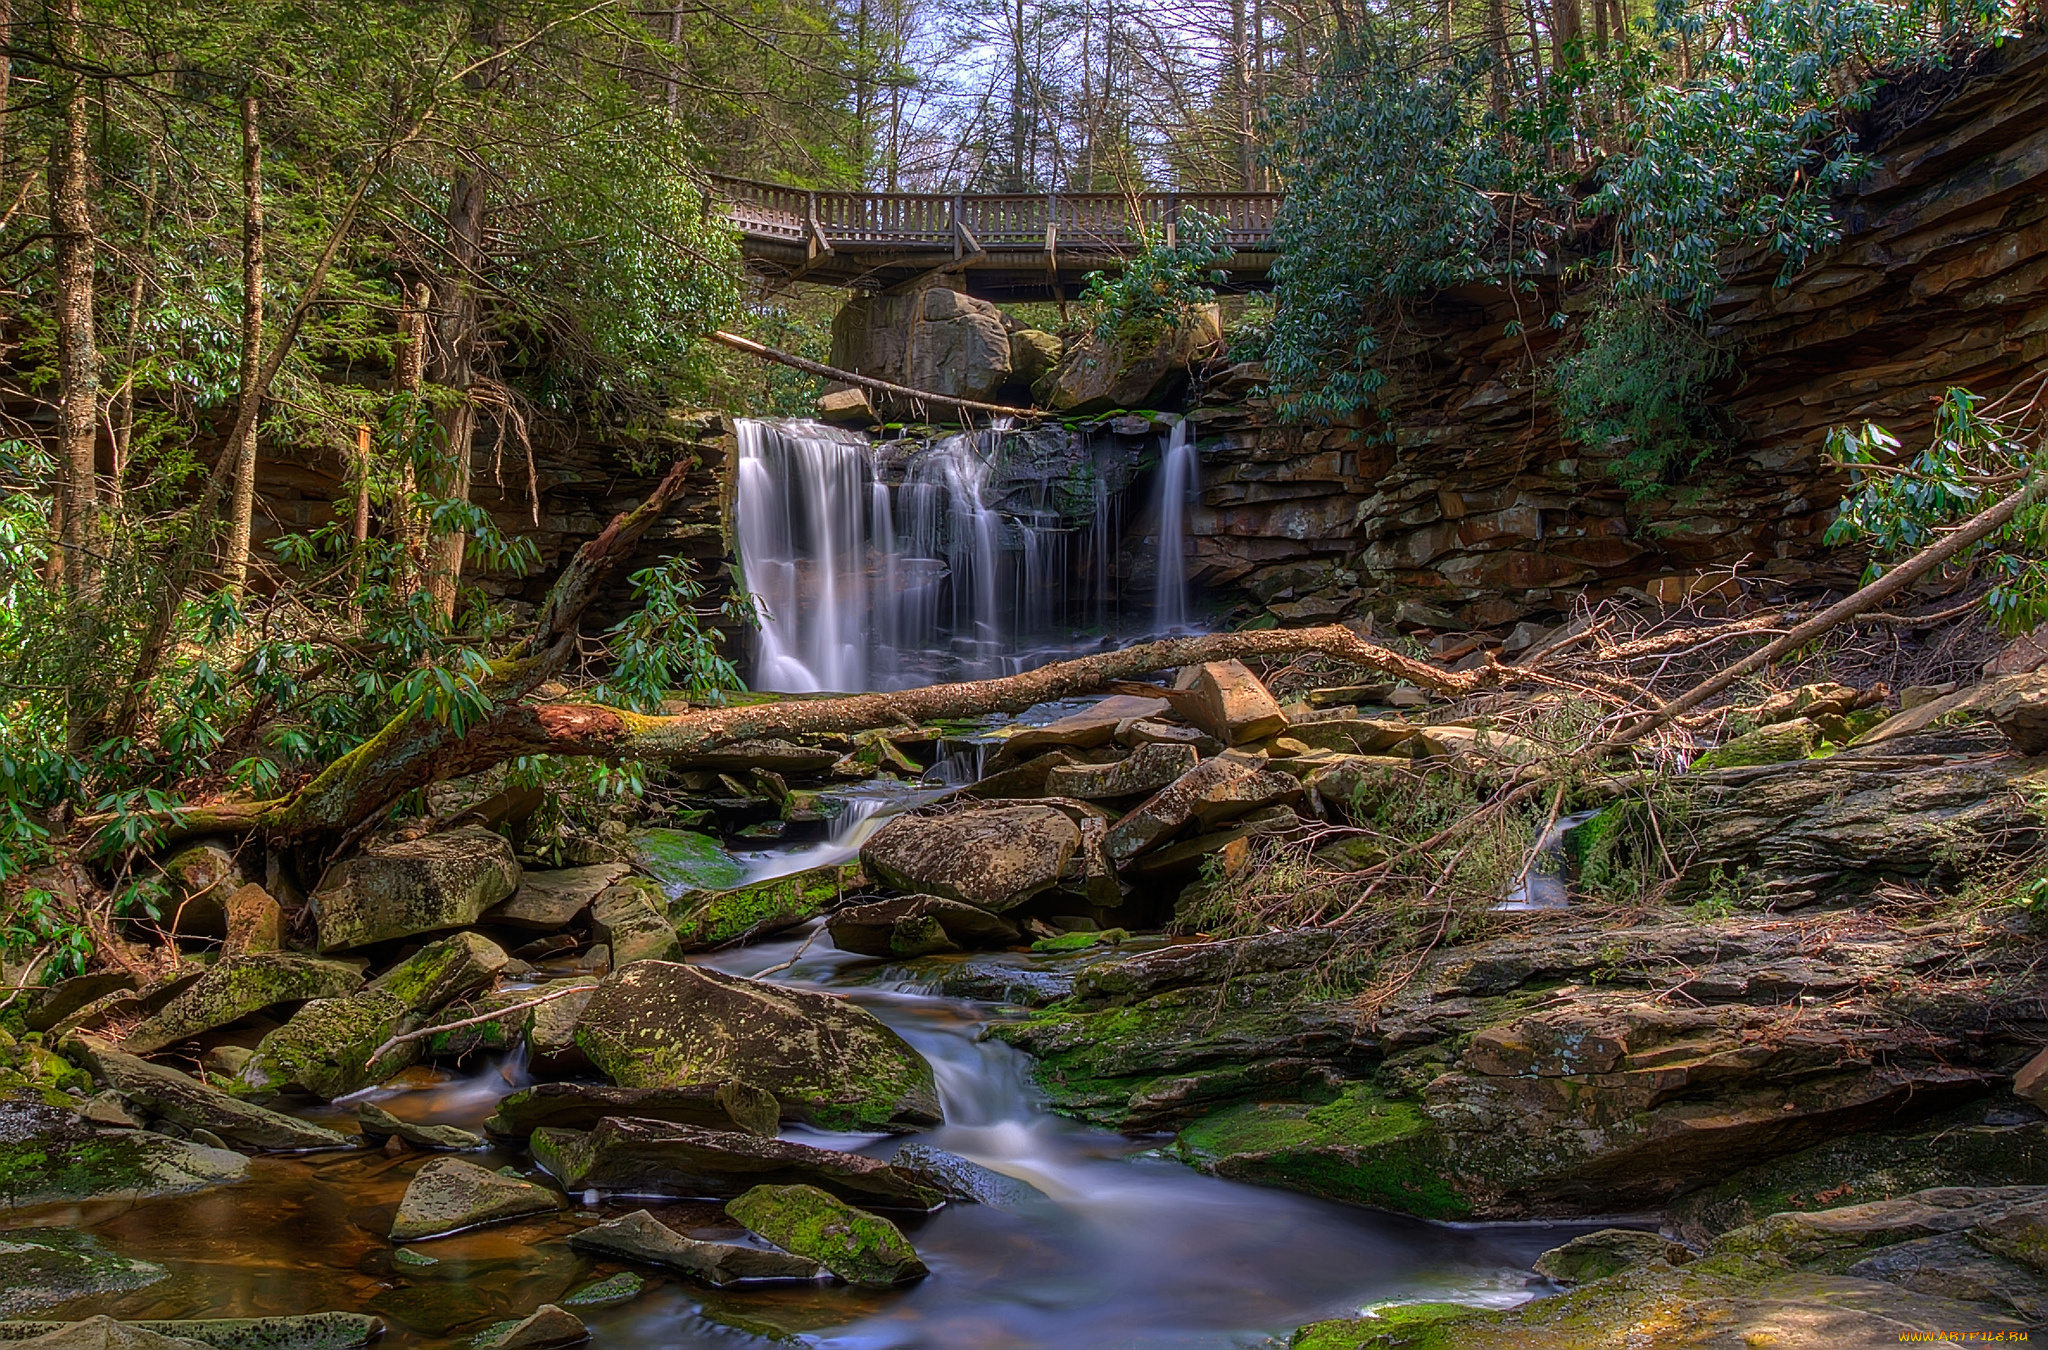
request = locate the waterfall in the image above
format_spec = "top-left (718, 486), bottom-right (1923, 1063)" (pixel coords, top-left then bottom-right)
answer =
top-left (732, 416), bottom-right (1197, 692)
top-left (1152, 418), bottom-right (1197, 633)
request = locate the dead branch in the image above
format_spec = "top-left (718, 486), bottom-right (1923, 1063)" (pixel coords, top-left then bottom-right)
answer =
top-left (711, 330), bottom-right (1038, 420)
top-left (364, 982), bottom-right (596, 1068)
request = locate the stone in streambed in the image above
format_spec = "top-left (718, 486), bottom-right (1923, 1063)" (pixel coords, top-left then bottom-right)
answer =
top-left (1180, 660), bottom-right (1286, 745)
top-left (0, 1315), bottom-right (385, 1349)
top-left (7, 1319), bottom-right (205, 1350)
top-left (568, 1209), bottom-right (824, 1285)
top-left (25, 973), bottom-right (137, 1033)
top-left (725, 1183), bottom-right (928, 1288)
top-left (0, 1093), bottom-right (248, 1208)
top-left (482, 864), bottom-right (628, 930)
top-left (469, 1305), bottom-right (586, 1350)
top-left (826, 895), bottom-right (1019, 958)
top-left (0, 1231), bottom-right (170, 1318)
top-left (560, 1271), bottom-right (645, 1307)
top-left (891, 1142), bottom-right (1044, 1207)
top-left (1103, 758), bottom-right (1300, 864)
top-left (122, 954), bottom-right (364, 1055)
top-left (860, 806), bottom-right (1078, 912)
top-left (531, 1118), bottom-right (941, 1207)
top-left (671, 863), bottom-right (862, 951)
top-left (355, 1102), bottom-right (482, 1151)
top-left (1531, 1228), bottom-right (1692, 1284)
top-left (588, 878), bottom-right (680, 965)
top-left (67, 1038), bottom-right (348, 1152)
top-left (524, 982), bottom-right (596, 1074)
top-left (627, 828), bottom-right (744, 897)
top-left (574, 960), bottom-right (940, 1132)
top-left (388, 1157), bottom-right (561, 1240)
top-left (1043, 742), bottom-right (1199, 800)
top-left (221, 883), bottom-right (283, 955)
top-left (313, 825), bottom-right (520, 951)
top-left (2017, 1046), bottom-right (2048, 1112)
top-left (236, 932), bottom-right (507, 1099)
top-left (484, 1080), bottom-right (780, 1141)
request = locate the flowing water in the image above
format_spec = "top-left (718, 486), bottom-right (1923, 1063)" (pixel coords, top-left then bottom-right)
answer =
top-left (1152, 420), bottom-right (1197, 635)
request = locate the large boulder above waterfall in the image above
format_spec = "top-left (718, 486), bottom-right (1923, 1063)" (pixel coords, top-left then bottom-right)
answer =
top-left (313, 825), bottom-right (519, 951)
top-left (829, 287), bottom-right (1012, 404)
top-left (571, 960), bottom-right (941, 1132)
top-left (860, 806), bottom-right (1079, 911)
top-left (1038, 306), bottom-right (1222, 414)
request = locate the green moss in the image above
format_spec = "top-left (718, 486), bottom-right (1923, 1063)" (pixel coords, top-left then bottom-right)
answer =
top-left (673, 864), bottom-right (859, 949)
top-left (1031, 928), bottom-right (1130, 953)
top-left (1176, 1085), bottom-right (1471, 1220)
top-left (1292, 1306), bottom-right (1480, 1350)
top-left (725, 1183), bottom-right (926, 1288)
top-left (563, 1271), bottom-right (645, 1307)
top-left (1691, 718), bottom-right (1820, 770)
top-left (630, 828), bottom-right (745, 898)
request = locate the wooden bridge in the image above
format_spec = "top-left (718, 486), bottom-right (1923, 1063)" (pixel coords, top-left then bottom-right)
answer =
top-left (706, 175), bottom-right (1284, 302)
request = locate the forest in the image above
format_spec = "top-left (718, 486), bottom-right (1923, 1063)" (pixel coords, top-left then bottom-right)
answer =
top-left (0, 0), bottom-right (2045, 1345)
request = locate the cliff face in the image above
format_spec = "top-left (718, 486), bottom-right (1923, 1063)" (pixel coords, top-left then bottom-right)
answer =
top-left (1186, 39), bottom-right (2048, 627)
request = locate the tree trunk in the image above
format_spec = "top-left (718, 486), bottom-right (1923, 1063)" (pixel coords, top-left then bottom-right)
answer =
top-left (1485, 0), bottom-right (1512, 124)
top-left (46, 0), bottom-right (96, 596)
top-left (1231, 0), bottom-right (1255, 191)
top-left (395, 278), bottom-right (429, 591)
top-left (347, 422), bottom-right (371, 623)
top-left (423, 170), bottom-right (488, 618)
top-left (223, 91), bottom-right (265, 599)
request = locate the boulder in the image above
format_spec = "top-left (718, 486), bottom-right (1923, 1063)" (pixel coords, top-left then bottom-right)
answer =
top-left (531, 1118), bottom-right (941, 1207)
top-left (587, 879), bottom-right (681, 965)
top-left (26, 973), bottom-right (137, 1034)
top-left (484, 1081), bottom-right (780, 1141)
top-left (1180, 660), bottom-right (1286, 745)
top-left (388, 1157), bottom-right (561, 1240)
top-left (221, 884), bottom-right (283, 955)
top-left (573, 961), bottom-right (940, 1132)
top-left (7, 1318), bottom-right (201, 1350)
top-left (826, 896), bottom-right (1020, 958)
top-left (2017, 1047), bottom-right (2048, 1112)
top-left (0, 1094), bottom-right (248, 1208)
top-left (725, 1183), bottom-right (928, 1288)
top-left (470, 1306), bottom-right (586, 1350)
top-left (1008, 329), bottom-right (1062, 387)
top-left (1282, 719), bottom-right (1417, 756)
top-left (236, 932), bottom-right (507, 1099)
top-left (1116, 719), bottom-right (1221, 755)
top-left (816, 385), bottom-right (877, 427)
top-left (313, 826), bottom-right (519, 951)
top-left (0, 1234), bottom-right (170, 1320)
top-left (568, 1209), bottom-right (825, 1285)
top-left (861, 807), bottom-right (1079, 912)
top-left (671, 863), bottom-right (862, 951)
top-left (1987, 670), bottom-right (2048, 754)
top-left (1104, 759), bottom-right (1302, 864)
top-left (157, 842), bottom-right (244, 938)
top-left (830, 287), bottom-right (1012, 405)
top-left (981, 695), bottom-right (1172, 774)
top-left (1531, 1228), bottom-right (1692, 1284)
top-left (1038, 305), bottom-right (1221, 414)
top-left (1691, 717), bottom-right (1822, 769)
top-left (525, 982), bottom-right (596, 1074)
top-left (482, 864), bottom-right (628, 930)
top-left (891, 1142), bottom-right (1044, 1207)
top-left (122, 954), bottom-right (364, 1055)
top-left (68, 1039), bottom-right (348, 1152)
top-left (355, 1102), bottom-right (482, 1151)
top-left (626, 829), bottom-right (745, 897)
top-left (1043, 743), bottom-right (1200, 800)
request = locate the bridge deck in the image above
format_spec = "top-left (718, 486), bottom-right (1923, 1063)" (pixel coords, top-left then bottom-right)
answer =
top-left (707, 175), bottom-right (1282, 302)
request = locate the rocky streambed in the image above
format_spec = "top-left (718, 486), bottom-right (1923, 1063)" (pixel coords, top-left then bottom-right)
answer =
top-left (2, 653), bottom-right (2047, 1346)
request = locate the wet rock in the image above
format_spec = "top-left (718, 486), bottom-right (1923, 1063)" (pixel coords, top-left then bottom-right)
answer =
top-left (531, 1119), bottom-right (941, 1207)
top-left (313, 826), bottom-right (519, 951)
top-left (470, 1305), bottom-right (586, 1350)
top-left (388, 1156), bottom-right (561, 1240)
top-left (1043, 743), bottom-right (1199, 799)
top-left (627, 828), bottom-right (745, 896)
top-left (524, 983), bottom-right (596, 1074)
top-left (861, 806), bottom-right (1079, 912)
top-left (7, 1319), bottom-right (204, 1350)
top-left (725, 1183), bottom-right (929, 1287)
top-left (221, 884), bottom-right (283, 956)
top-left (0, 1093), bottom-right (248, 1207)
top-left (355, 1102), bottom-right (482, 1151)
top-left (1531, 1228), bottom-right (1692, 1284)
top-left (826, 896), bottom-right (1020, 958)
top-left (560, 1271), bottom-right (645, 1307)
top-left (237, 932), bottom-right (507, 1099)
top-left (122, 954), bottom-right (364, 1055)
top-left (672, 863), bottom-right (863, 951)
top-left (0, 1231), bottom-right (169, 1317)
top-left (891, 1143), bottom-right (1044, 1207)
top-left (981, 695), bottom-right (1173, 773)
top-left (482, 864), bottom-right (628, 930)
top-left (0, 1315), bottom-right (385, 1350)
top-left (68, 1039), bottom-right (348, 1151)
top-left (1180, 660), bottom-right (1286, 745)
top-left (588, 878), bottom-right (681, 965)
top-left (574, 961), bottom-right (940, 1132)
top-left (567, 1209), bottom-right (825, 1285)
top-left (1103, 759), bottom-right (1301, 864)
top-left (484, 1081), bottom-right (780, 1141)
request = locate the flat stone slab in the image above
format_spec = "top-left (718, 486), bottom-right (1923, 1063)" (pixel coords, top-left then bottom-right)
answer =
top-left (484, 1081), bottom-right (780, 1141)
top-left (389, 1158), bottom-right (561, 1240)
top-left (483, 864), bottom-right (628, 930)
top-left (568, 1209), bottom-right (825, 1285)
top-left (356, 1102), bottom-right (482, 1151)
top-left (530, 1118), bottom-right (942, 1208)
top-left (71, 1039), bottom-right (349, 1152)
top-left (1043, 742), bottom-right (1199, 800)
top-left (861, 806), bottom-right (1079, 912)
top-left (0, 1231), bottom-right (168, 1318)
top-left (123, 955), bottom-right (364, 1055)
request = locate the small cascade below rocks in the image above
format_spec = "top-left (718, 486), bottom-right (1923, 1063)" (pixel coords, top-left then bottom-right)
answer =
top-left (733, 416), bottom-right (1197, 692)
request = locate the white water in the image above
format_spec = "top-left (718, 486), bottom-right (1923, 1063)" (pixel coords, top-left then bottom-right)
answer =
top-left (734, 417), bottom-right (1197, 693)
top-left (1152, 418), bottom-right (1197, 634)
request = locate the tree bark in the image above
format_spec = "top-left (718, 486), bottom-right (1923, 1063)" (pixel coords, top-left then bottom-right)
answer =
top-left (223, 91), bottom-right (265, 599)
top-left (46, 0), bottom-right (96, 595)
top-left (424, 168), bottom-right (485, 619)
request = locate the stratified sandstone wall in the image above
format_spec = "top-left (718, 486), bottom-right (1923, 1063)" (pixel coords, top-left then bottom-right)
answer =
top-left (1187, 39), bottom-right (2048, 628)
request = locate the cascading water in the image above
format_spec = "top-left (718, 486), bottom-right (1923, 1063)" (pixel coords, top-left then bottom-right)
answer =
top-left (1152, 417), bottom-right (1197, 634)
top-left (734, 416), bottom-right (1197, 692)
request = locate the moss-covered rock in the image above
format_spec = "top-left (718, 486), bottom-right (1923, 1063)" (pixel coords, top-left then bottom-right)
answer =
top-left (0, 1093), bottom-right (248, 1209)
top-left (724, 1183), bottom-right (927, 1288)
top-left (68, 1038), bottom-right (348, 1151)
top-left (122, 955), bottom-right (364, 1055)
top-left (0, 1314), bottom-right (384, 1349)
top-left (566, 1209), bottom-right (823, 1285)
top-left (587, 877), bottom-right (680, 965)
top-left (862, 807), bottom-right (1079, 912)
top-left (573, 961), bottom-right (940, 1132)
top-left (1289, 1306), bottom-right (1479, 1350)
top-left (483, 1080), bottom-right (778, 1141)
top-left (675, 864), bottom-right (863, 951)
top-left (627, 829), bottom-right (744, 897)
top-left (1691, 717), bottom-right (1823, 770)
top-left (530, 1118), bottom-right (941, 1207)
top-left (388, 1156), bottom-right (561, 1240)
top-left (0, 1230), bottom-right (170, 1316)
top-left (313, 825), bottom-right (520, 951)
top-left (356, 1102), bottom-right (481, 1151)
top-left (1531, 1229), bottom-right (1692, 1284)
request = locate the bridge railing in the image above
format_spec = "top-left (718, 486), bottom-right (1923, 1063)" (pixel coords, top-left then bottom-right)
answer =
top-left (705, 175), bottom-right (1283, 254)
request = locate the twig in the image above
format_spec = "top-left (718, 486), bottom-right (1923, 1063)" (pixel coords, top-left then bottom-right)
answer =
top-left (363, 982), bottom-right (596, 1067)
